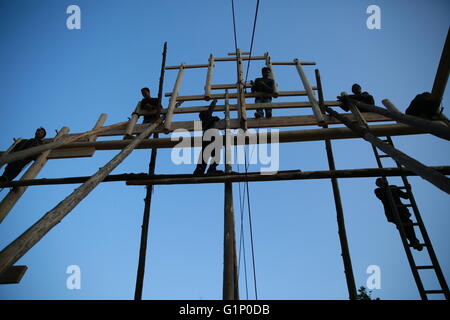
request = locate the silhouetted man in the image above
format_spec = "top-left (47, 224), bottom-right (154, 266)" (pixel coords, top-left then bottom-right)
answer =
top-left (374, 178), bottom-right (423, 251)
top-left (405, 92), bottom-right (441, 120)
top-left (251, 67), bottom-right (276, 119)
top-left (340, 83), bottom-right (375, 112)
top-left (1, 127), bottom-right (47, 182)
top-left (193, 99), bottom-right (223, 175)
top-left (140, 87), bottom-right (161, 124)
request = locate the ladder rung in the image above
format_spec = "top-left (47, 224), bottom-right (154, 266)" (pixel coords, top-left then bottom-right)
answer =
top-left (424, 290), bottom-right (446, 294)
top-left (409, 243), bottom-right (427, 248)
top-left (416, 265), bottom-right (434, 270)
top-left (378, 154), bottom-right (391, 158)
top-left (396, 203), bottom-right (413, 207)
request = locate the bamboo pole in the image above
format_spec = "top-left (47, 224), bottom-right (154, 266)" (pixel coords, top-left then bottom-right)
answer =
top-left (0, 127), bottom-right (69, 223)
top-left (0, 118), bottom-right (163, 275)
top-left (347, 98), bottom-right (450, 141)
top-left (165, 89), bottom-right (316, 100)
top-left (325, 106), bottom-right (450, 194)
top-left (164, 64), bottom-right (185, 131)
top-left (294, 59), bottom-right (325, 124)
top-left (204, 54), bottom-right (214, 100)
top-left (1, 166), bottom-right (449, 188)
top-left (316, 69), bottom-right (357, 300)
top-left (0, 121), bottom-right (128, 166)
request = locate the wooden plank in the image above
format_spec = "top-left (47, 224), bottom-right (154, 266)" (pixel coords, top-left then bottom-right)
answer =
top-left (166, 63), bottom-right (209, 70)
top-left (272, 61), bottom-right (316, 66)
top-left (294, 59), bottom-right (325, 124)
top-left (265, 52), bottom-right (279, 96)
top-left (0, 127), bottom-right (70, 223)
top-left (0, 265), bottom-right (27, 284)
top-left (48, 147), bottom-right (96, 159)
top-left (0, 118), bottom-right (163, 276)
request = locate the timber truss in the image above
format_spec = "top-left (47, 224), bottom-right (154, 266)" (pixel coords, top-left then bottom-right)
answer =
top-left (0, 31), bottom-right (449, 300)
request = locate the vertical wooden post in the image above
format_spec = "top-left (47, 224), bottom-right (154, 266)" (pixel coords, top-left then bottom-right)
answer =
top-left (124, 102), bottom-right (142, 139)
top-left (0, 118), bottom-right (163, 275)
top-left (294, 59), bottom-right (325, 125)
top-left (205, 54), bottom-right (215, 100)
top-left (236, 49), bottom-right (248, 130)
top-left (88, 114), bottom-right (108, 142)
top-left (316, 69), bottom-right (357, 300)
top-left (0, 127), bottom-right (70, 223)
top-left (340, 91), bottom-right (369, 128)
top-left (134, 41), bottom-right (167, 300)
top-left (431, 27), bottom-right (450, 104)
top-left (223, 90), bottom-right (239, 300)
top-left (164, 64), bottom-right (186, 132)
top-left (264, 52), bottom-right (279, 96)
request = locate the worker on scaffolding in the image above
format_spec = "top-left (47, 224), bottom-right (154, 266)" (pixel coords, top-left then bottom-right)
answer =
top-left (193, 99), bottom-right (223, 175)
top-left (405, 92), bottom-right (443, 120)
top-left (0, 127), bottom-right (47, 182)
top-left (139, 87), bottom-right (162, 124)
top-left (251, 67), bottom-right (277, 119)
top-left (374, 178), bottom-right (423, 251)
top-left (339, 83), bottom-right (375, 112)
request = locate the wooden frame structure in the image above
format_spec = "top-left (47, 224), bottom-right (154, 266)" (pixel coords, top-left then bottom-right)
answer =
top-left (0, 44), bottom-right (449, 300)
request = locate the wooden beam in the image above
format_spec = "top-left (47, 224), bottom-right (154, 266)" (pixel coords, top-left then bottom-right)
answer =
top-left (164, 89), bottom-right (317, 100)
top-left (272, 61), bottom-right (316, 66)
top-left (48, 147), bottom-right (96, 159)
top-left (164, 64), bottom-right (185, 131)
top-left (166, 63), bottom-right (209, 70)
top-left (294, 59), bottom-right (325, 124)
top-left (236, 49), bottom-right (247, 130)
top-left (432, 27), bottom-right (450, 104)
top-left (89, 113), bottom-right (108, 142)
top-left (0, 138), bottom-right (23, 170)
top-left (1, 166), bottom-right (449, 188)
top-left (0, 118), bottom-right (163, 276)
top-left (0, 127), bottom-right (70, 224)
top-left (0, 265), bottom-right (27, 284)
top-left (32, 123), bottom-right (425, 152)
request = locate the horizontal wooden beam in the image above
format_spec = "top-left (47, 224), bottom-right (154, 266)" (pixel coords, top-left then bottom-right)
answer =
top-left (166, 64), bottom-right (209, 70)
top-left (1, 167), bottom-right (449, 188)
top-left (164, 89), bottom-right (317, 101)
top-left (31, 123), bottom-right (424, 152)
top-left (272, 61), bottom-right (316, 66)
top-left (125, 166), bottom-right (450, 185)
top-left (0, 265), bottom-right (27, 284)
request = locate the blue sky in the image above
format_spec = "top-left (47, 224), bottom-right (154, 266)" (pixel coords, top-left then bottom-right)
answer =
top-left (0, 0), bottom-right (449, 300)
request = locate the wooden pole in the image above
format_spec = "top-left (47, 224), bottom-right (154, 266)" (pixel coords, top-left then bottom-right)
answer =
top-left (347, 98), bottom-right (450, 141)
top-left (205, 54), bottom-right (214, 100)
top-left (316, 69), bottom-right (357, 300)
top-left (236, 49), bottom-right (248, 130)
top-left (164, 64), bottom-right (185, 132)
top-left (264, 52), bottom-right (279, 96)
top-left (0, 121), bottom-right (128, 166)
top-left (294, 59), bottom-right (325, 125)
top-left (88, 114), bottom-right (108, 142)
top-left (325, 106), bottom-right (450, 194)
top-left (124, 102), bottom-right (142, 139)
top-left (223, 90), bottom-right (239, 300)
top-left (134, 41), bottom-right (167, 300)
top-left (432, 27), bottom-right (450, 104)
top-left (2, 166), bottom-right (449, 188)
top-left (0, 118), bottom-right (163, 275)
top-left (0, 127), bottom-right (70, 223)
top-left (0, 139), bottom-right (23, 170)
